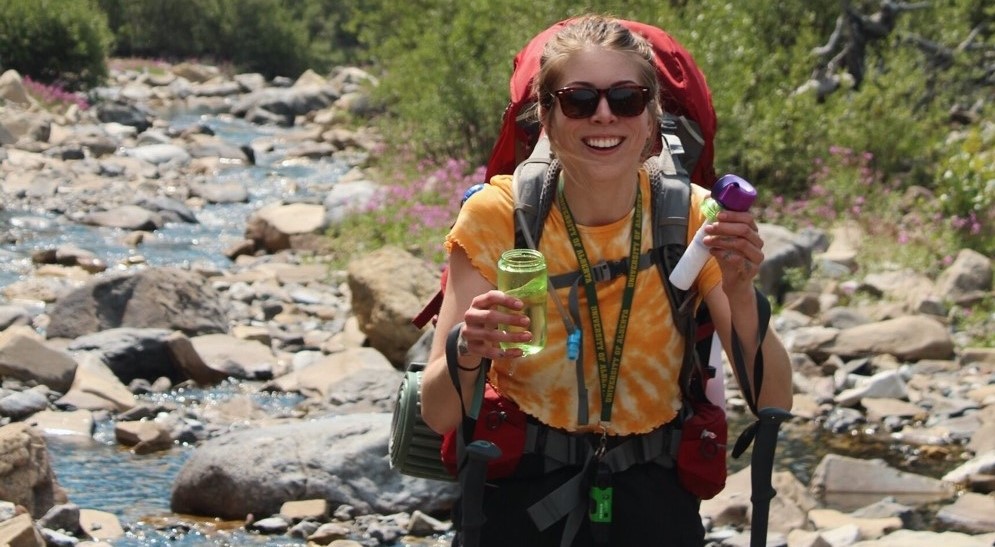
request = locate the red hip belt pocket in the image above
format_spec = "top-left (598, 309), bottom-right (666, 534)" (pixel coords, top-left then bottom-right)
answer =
top-left (676, 398), bottom-right (728, 499)
top-left (441, 382), bottom-right (528, 479)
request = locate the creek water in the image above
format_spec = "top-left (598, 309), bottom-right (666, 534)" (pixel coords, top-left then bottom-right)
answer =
top-left (0, 114), bottom-right (345, 290)
top-left (0, 114), bottom-right (960, 545)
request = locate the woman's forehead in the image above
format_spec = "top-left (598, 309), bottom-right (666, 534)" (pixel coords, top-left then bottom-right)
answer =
top-left (556, 48), bottom-right (643, 86)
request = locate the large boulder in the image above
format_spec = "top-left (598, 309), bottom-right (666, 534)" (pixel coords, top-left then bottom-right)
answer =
top-left (46, 268), bottom-right (229, 339)
top-left (66, 328), bottom-right (223, 385)
top-left (0, 423), bottom-right (67, 517)
top-left (825, 315), bottom-right (955, 361)
top-left (347, 247), bottom-right (440, 367)
top-left (170, 414), bottom-right (456, 520)
top-left (0, 325), bottom-right (77, 393)
top-left (244, 202), bottom-right (328, 253)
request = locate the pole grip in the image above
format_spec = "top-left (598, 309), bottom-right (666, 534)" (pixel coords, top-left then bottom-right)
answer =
top-left (749, 407), bottom-right (791, 547)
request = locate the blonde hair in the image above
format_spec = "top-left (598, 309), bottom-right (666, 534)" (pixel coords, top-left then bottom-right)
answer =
top-left (533, 15), bottom-right (660, 121)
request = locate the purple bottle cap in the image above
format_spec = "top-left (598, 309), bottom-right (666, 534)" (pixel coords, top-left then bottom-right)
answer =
top-left (712, 174), bottom-right (757, 212)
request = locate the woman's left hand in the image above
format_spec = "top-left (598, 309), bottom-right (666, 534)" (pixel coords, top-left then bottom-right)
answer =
top-left (703, 209), bottom-right (764, 293)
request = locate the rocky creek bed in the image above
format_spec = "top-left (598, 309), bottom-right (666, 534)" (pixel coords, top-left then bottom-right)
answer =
top-left (0, 62), bottom-right (993, 546)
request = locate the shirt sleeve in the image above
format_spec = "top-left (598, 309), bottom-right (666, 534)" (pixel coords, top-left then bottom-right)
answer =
top-left (445, 176), bottom-right (517, 286)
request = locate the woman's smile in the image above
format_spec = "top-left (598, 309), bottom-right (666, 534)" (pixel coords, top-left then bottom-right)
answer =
top-left (583, 136), bottom-right (624, 150)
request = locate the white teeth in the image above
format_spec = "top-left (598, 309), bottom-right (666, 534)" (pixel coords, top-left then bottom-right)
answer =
top-left (585, 137), bottom-right (622, 149)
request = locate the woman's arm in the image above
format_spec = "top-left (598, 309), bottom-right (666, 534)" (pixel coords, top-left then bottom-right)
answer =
top-left (420, 244), bottom-right (532, 434)
top-left (701, 210), bottom-right (793, 411)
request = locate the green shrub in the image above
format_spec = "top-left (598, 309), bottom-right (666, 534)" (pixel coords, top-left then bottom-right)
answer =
top-left (215, 0), bottom-right (311, 79)
top-left (0, 0), bottom-right (112, 91)
top-left (96, 0), bottom-right (312, 78)
top-left (352, 2), bottom-right (990, 200)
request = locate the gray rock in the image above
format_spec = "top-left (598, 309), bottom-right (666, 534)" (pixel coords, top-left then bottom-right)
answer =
top-left (757, 223), bottom-right (825, 300)
top-left (170, 413), bottom-right (458, 520)
top-left (81, 205), bottom-right (164, 231)
top-left (38, 502), bottom-right (82, 536)
top-left (0, 326), bottom-right (77, 392)
top-left (826, 315), bottom-right (955, 361)
top-left (67, 328), bottom-right (185, 385)
top-left (810, 454), bottom-right (956, 508)
top-left (936, 492), bottom-right (995, 533)
top-left (0, 387), bottom-right (50, 419)
top-left (0, 423), bottom-right (67, 517)
top-left (46, 267), bottom-right (229, 339)
top-left (936, 249), bottom-right (993, 303)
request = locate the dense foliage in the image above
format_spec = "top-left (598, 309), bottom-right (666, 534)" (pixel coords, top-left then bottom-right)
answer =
top-left (0, 0), bottom-right (112, 90)
top-left (95, 0), bottom-right (369, 78)
top-left (353, 1), bottom-right (990, 187)
top-left (96, 0), bottom-right (325, 79)
top-left (348, 0), bottom-right (994, 260)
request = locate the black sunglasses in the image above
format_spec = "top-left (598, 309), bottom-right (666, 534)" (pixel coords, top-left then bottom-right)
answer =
top-left (551, 85), bottom-right (652, 119)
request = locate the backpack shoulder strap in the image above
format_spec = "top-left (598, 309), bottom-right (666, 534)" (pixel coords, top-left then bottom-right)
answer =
top-left (512, 135), bottom-right (558, 250)
top-left (645, 127), bottom-right (711, 402)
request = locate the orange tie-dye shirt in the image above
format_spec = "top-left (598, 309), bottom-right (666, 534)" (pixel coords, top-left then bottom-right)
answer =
top-left (446, 170), bottom-right (722, 435)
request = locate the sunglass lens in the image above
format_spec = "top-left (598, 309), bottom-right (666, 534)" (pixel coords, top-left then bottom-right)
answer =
top-left (559, 89), bottom-right (599, 118)
top-left (607, 87), bottom-right (646, 117)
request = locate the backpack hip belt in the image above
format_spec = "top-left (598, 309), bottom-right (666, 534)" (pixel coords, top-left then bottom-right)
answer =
top-left (525, 420), bottom-right (680, 473)
top-left (524, 420), bottom-right (681, 544)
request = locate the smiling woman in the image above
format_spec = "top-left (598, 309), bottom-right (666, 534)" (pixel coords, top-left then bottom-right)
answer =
top-left (418, 13), bottom-right (792, 547)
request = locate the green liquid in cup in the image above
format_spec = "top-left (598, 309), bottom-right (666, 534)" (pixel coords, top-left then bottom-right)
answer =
top-left (498, 249), bottom-right (548, 355)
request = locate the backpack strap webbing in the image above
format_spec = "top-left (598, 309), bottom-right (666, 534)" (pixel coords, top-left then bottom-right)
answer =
top-left (645, 152), bottom-right (712, 403)
top-left (512, 135), bottom-right (557, 251)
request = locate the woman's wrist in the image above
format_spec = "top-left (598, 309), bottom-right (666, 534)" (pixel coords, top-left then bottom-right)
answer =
top-left (722, 280), bottom-right (757, 306)
top-left (454, 322), bottom-right (484, 372)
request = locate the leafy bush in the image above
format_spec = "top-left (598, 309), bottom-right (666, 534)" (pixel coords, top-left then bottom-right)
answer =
top-left (0, 0), bottom-right (112, 90)
top-left (347, 1), bottom-right (992, 260)
top-left (934, 124), bottom-right (995, 255)
top-left (96, 0), bottom-right (313, 78)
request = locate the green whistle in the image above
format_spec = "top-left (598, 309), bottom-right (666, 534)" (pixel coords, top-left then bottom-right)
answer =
top-left (589, 486), bottom-right (613, 523)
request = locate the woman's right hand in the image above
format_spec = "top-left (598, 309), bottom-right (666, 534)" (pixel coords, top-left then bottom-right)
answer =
top-left (422, 246), bottom-right (530, 434)
top-left (459, 289), bottom-right (532, 361)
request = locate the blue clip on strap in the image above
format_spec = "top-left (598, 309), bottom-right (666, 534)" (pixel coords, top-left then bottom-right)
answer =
top-left (567, 330), bottom-right (581, 361)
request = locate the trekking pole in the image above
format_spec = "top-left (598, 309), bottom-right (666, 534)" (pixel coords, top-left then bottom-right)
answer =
top-left (459, 440), bottom-right (502, 547)
top-left (749, 407), bottom-right (792, 547)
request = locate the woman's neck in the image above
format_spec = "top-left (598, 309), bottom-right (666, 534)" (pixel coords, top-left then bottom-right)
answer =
top-left (560, 172), bottom-right (640, 226)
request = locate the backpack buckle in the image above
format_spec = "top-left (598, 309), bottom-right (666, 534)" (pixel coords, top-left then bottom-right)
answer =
top-left (590, 261), bottom-right (612, 283)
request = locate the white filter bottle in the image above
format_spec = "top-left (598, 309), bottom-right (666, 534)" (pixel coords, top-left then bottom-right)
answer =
top-left (669, 197), bottom-right (722, 291)
top-left (669, 174), bottom-right (757, 291)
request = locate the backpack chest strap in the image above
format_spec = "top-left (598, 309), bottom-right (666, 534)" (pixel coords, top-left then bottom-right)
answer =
top-left (548, 251), bottom-right (655, 289)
